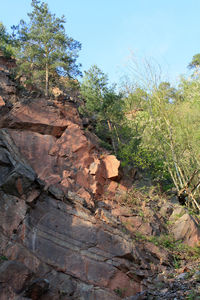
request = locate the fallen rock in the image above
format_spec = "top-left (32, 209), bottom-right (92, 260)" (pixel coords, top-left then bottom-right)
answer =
top-left (171, 212), bottom-right (200, 247)
top-left (102, 155), bottom-right (120, 179)
top-left (0, 96), bottom-right (5, 107)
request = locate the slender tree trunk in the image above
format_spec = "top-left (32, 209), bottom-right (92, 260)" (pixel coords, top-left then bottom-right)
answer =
top-left (107, 120), bottom-right (117, 155)
top-left (45, 62), bottom-right (49, 98)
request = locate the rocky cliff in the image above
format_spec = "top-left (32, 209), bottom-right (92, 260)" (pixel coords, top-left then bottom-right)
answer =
top-left (0, 56), bottom-right (200, 300)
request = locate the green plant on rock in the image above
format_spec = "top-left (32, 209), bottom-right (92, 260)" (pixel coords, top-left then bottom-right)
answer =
top-left (173, 212), bottom-right (185, 221)
top-left (167, 273), bottom-right (175, 278)
top-left (148, 234), bottom-right (176, 250)
top-left (0, 255), bottom-right (8, 261)
top-left (134, 232), bottom-right (147, 242)
top-left (175, 242), bottom-right (200, 260)
top-left (186, 290), bottom-right (200, 300)
top-left (173, 255), bottom-right (181, 269)
top-left (138, 210), bottom-right (145, 218)
top-left (114, 287), bottom-right (126, 298)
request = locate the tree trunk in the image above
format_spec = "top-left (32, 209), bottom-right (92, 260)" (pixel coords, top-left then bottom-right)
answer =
top-left (45, 63), bottom-right (49, 98)
top-left (107, 120), bottom-right (117, 155)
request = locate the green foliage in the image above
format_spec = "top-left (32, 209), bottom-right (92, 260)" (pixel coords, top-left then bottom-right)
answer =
top-left (134, 232), bottom-right (178, 251)
top-left (118, 84), bottom-right (176, 182)
top-left (0, 22), bottom-right (17, 57)
top-left (80, 65), bottom-right (125, 153)
top-left (0, 255), bottom-right (8, 261)
top-left (150, 235), bottom-right (176, 250)
top-left (156, 81), bottom-right (180, 103)
top-left (15, 0), bottom-right (81, 96)
top-left (119, 68), bottom-right (200, 207)
top-left (99, 140), bottom-right (113, 151)
top-left (186, 290), bottom-right (200, 300)
top-left (188, 53), bottom-right (200, 70)
top-left (80, 65), bottom-right (108, 116)
top-left (173, 255), bottom-right (181, 269)
top-left (114, 287), bottom-right (126, 297)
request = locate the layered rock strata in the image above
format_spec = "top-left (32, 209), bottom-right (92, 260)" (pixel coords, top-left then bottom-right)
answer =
top-left (0, 95), bottom-right (173, 299)
top-left (0, 55), bottom-right (199, 300)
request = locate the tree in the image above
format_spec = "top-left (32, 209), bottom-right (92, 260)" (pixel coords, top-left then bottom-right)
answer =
top-left (121, 60), bottom-right (200, 210)
top-left (16, 0), bottom-right (81, 97)
top-left (0, 22), bottom-right (16, 57)
top-left (188, 54), bottom-right (200, 70)
top-left (80, 65), bottom-right (124, 153)
top-left (80, 65), bottom-right (108, 116)
top-left (156, 82), bottom-right (178, 103)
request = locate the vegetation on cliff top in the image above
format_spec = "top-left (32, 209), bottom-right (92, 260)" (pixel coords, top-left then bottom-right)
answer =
top-left (4, 0), bottom-right (81, 97)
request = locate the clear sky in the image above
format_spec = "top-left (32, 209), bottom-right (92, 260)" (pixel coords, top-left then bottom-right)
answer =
top-left (1, 0), bottom-right (200, 85)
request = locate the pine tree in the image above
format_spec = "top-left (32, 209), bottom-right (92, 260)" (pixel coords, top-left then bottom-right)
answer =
top-left (16, 0), bottom-right (81, 97)
top-left (0, 22), bottom-right (16, 57)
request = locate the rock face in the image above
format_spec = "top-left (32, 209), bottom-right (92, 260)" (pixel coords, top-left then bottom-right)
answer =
top-left (0, 97), bottom-right (122, 200)
top-left (0, 55), bottom-right (199, 299)
top-left (0, 82), bottom-right (172, 299)
top-left (0, 112), bottom-right (171, 299)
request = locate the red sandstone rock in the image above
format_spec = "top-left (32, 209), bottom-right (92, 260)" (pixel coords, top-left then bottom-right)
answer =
top-left (109, 270), bottom-right (141, 297)
top-left (0, 65), bottom-right (199, 299)
top-left (4, 99), bottom-right (121, 199)
top-left (0, 95), bottom-right (5, 106)
top-left (172, 212), bottom-right (200, 247)
top-left (111, 206), bottom-right (133, 217)
top-left (107, 181), bottom-right (118, 193)
top-left (0, 127), bottom-right (172, 300)
top-left (89, 159), bottom-right (100, 175)
top-left (102, 155), bottom-right (120, 179)
top-left (76, 187), bottom-right (93, 207)
top-left (1, 98), bottom-right (81, 136)
top-left (0, 192), bottom-right (27, 236)
top-left (0, 261), bottom-right (33, 294)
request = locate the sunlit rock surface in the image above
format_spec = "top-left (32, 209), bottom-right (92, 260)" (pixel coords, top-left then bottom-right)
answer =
top-left (0, 55), bottom-right (199, 299)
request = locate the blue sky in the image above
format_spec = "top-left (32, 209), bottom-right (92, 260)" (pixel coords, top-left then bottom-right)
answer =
top-left (1, 0), bottom-right (200, 85)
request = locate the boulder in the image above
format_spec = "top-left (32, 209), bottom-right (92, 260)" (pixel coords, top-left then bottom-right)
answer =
top-left (171, 212), bottom-right (200, 247)
top-left (102, 155), bottom-right (120, 179)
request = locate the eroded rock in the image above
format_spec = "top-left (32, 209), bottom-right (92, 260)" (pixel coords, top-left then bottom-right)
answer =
top-left (0, 60), bottom-right (199, 299)
top-left (2, 98), bottom-right (121, 199)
